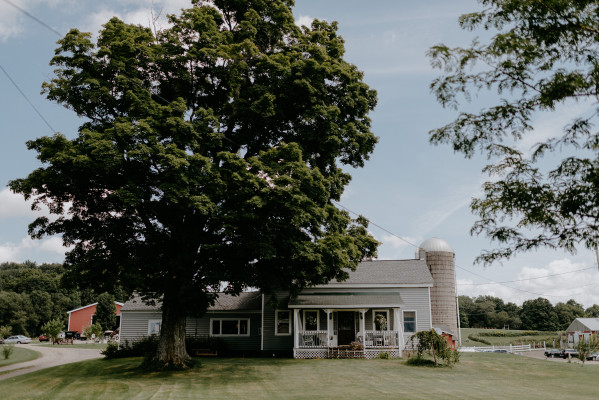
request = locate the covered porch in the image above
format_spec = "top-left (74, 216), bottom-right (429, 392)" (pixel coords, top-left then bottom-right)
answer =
top-left (288, 292), bottom-right (405, 359)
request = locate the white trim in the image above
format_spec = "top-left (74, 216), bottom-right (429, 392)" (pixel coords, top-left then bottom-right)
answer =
top-left (303, 310), bottom-right (320, 331)
top-left (209, 318), bottom-right (250, 337)
top-left (428, 287), bottom-right (433, 329)
top-left (372, 309), bottom-right (390, 331)
top-left (274, 309), bottom-right (292, 336)
top-left (403, 310), bottom-right (417, 334)
top-left (289, 304), bottom-right (401, 309)
top-left (311, 283), bottom-right (433, 288)
top-left (148, 319), bottom-right (162, 335)
top-left (67, 311), bottom-right (72, 331)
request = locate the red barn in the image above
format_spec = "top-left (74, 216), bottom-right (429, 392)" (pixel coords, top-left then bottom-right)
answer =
top-left (67, 302), bottom-right (124, 333)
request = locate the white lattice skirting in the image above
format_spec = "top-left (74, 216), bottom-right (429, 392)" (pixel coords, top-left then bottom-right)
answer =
top-left (294, 348), bottom-right (402, 359)
top-left (294, 348), bottom-right (328, 359)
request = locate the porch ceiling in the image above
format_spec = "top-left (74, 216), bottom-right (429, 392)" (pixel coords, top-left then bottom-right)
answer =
top-left (288, 292), bottom-right (404, 308)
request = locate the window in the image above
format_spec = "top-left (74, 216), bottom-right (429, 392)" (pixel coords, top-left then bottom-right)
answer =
top-left (210, 319), bottom-right (250, 336)
top-left (148, 319), bottom-right (162, 335)
top-left (275, 310), bottom-right (291, 335)
top-left (303, 310), bottom-right (319, 331)
top-left (373, 310), bottom-right (389, 331)
top-left (403, 311), bottom-right (416, 333)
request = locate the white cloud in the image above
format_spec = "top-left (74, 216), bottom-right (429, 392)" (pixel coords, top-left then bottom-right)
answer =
top-left (0, 236), bottom-right (66, 263)
top-left (295, 15), bottom-right (314, 28)
top-left (458, 258), bottom-right (599, 307)
top-left (376, 233), bottom-right (421, 260)
top-left (0, 188), bottom-right (35, 220)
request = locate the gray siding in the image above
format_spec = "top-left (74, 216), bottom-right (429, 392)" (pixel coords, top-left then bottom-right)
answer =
top-left (191, 312), bottom-right (261, 352)
top-left (399, 287), bottom-right (432, 333)
top-left (120, 310), bottom-right (261, 352)
top-left (119, 310), bottom-right (163, 345)
top-left (263, 292), bottom-right (294, 351)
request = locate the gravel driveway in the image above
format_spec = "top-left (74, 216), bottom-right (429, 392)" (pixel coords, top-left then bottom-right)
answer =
top-left (0, 344), bottom-right (103, 381)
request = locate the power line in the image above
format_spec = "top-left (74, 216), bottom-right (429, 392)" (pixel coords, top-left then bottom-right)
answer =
top-left (3, 0), bottom-right (62, 37)
top-left (333, 201), bottom-right (419, 249)
top-left (457, 266), bottom-right (596, 285)
top-left (0, 64), bottom-right (56, 134)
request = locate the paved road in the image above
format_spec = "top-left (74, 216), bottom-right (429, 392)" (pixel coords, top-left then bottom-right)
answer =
top-left (0, 344), bottom-right (103, 381)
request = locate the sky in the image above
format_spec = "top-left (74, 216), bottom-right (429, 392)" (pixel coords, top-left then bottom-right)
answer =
top-left (1, 0), bottom-right (598, 307)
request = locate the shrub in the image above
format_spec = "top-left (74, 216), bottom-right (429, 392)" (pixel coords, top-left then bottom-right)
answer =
top-left (2, 344), bottom-right (14, 360)
top-left (377, 351), bottom-right (391, 359)
top-left (468, 333), bottom-right (491, 345)
top-left (409, 329), bottom-right (459, 367)
top-left (101, 342), bottom-right (120, 359)
top-left (349, 341), bottom-right (364, 351)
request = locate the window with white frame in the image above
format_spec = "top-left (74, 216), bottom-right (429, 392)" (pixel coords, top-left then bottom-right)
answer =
top-left (210, 318), bottom-right (250, 336)
top-left (148, 319), bottom-right (162, 335)
top-left (275, 310), bottom-right (291, 335)
top-left (373, 310), bottom-right (389, 331)
top-left (303, 310), bottom-right (319, 331)
top-left (403, 311), bottom-right (416, 333)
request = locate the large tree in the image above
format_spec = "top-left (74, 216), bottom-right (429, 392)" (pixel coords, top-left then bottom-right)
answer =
top-left (428, 0), bottom-right (599, 264)
top-left (10, 0), bottom-right (378, 367)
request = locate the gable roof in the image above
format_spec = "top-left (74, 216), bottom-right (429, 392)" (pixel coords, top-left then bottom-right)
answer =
top-left (566, 318), bottom-right (599, 332)
top-left (316, 259), bottom-right (433, 287)
top-left (121, 292), bottom-right (261, 312)
top-left (67, 301), bottom-right (124, 314)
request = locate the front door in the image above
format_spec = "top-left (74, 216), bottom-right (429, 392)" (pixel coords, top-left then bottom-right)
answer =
top-left (337, 311), bottom-right (355, 345)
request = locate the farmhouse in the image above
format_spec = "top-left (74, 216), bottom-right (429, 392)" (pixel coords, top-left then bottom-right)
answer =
top-left (119, 238), bottom-right (460, 358)
top-left (67, 301), bottom-right (124, 334)
top-left (565, 318), bottom-right (599, 346)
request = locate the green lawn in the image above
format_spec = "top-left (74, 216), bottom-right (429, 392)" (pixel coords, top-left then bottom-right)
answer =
top-left (462, 328), bottom-right (559, 347)
top-left (0, 346), bottom-right (40, 369)
top-left (0, 353), bottom-right (596, 399)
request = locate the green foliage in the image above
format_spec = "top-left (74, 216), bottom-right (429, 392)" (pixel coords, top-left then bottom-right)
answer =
top-left (377, 351), bottom-right (391, 359)
top-left (521, 298), bottom-right (559, 331)
top-left (85, 323), bottom-right (104, 342)
top-left (468, 333), bottom-right (491, 345)
top-left (409, 329), bottom-right (459, 367)
top-left (101, 342), bottom-right (119, 359)
top-left (1, 344), bottom-right (14, 360)
top-left (95, 293), bottom-right (116, 331)
top-left (429, 0), bottom-right (599, 264)
top-left (10, 0), bottom-right (378, 365)
top-left (41, 319), bottom-right (64, 343)
top-left (0, 325), bottom-right (12, 339)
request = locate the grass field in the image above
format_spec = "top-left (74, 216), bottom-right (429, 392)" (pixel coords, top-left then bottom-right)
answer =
top-left (0, 353), bottom-right (596, 399)
top-left (462, 328), bottom-right (559, 347)
top-left (0, 347), bottom-right (40, 369)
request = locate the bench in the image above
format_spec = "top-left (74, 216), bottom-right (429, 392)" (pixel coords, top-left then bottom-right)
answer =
top-left (191, 348), bottom-right (218, 357)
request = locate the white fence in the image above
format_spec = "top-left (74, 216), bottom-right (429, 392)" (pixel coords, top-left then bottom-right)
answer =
top-left (460, 344), bottom-right (533, 353)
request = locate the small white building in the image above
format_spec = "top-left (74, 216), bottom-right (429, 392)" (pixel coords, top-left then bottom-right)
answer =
top-left (564, 318), bottom-right (599, 346)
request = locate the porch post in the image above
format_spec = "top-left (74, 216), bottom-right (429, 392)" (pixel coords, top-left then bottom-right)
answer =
top-left (359, 309), bottom-right (367, 344)
top-left (324, 309), bottom-right (332, 347)
top-left (393, 308), bottom-right (402, 357)
top-left (293, 309), bottom-right (300, 349)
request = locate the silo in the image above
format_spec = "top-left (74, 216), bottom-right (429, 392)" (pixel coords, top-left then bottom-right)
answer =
top-left (417, 238), bottom-right (459, 342)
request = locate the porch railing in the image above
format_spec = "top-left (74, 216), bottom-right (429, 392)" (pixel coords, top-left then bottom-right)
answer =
top-left (363, 330), bottom-right (399, 348)
top-left (299, 330), bottom-right (328, 348)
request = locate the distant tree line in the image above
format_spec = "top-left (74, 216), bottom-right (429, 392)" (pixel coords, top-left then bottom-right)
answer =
top-left (0, 262), bottom-right (124, 336)
top-left (459, 295), bottom-right (599, 331)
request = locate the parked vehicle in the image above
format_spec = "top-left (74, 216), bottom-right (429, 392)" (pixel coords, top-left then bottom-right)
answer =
top-left (38, 335), bottom-right (49, 342)
top-left (586, 351), bottom-right (599, 361)
top-left (561, 348), bottom-right (579, 359)
top-left (4, 335), bottom-right (32, 344)
top-left (544, 349), bottom-right (561, 358)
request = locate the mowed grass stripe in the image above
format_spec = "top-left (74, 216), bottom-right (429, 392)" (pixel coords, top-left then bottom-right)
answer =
top-left (0, 354), bottom-right (597, 399)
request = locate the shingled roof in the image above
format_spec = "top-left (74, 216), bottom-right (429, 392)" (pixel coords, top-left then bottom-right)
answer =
top-left (319, 259), bottom-right (434, 286)
top-left (121, 291), bottom-right (262, 312)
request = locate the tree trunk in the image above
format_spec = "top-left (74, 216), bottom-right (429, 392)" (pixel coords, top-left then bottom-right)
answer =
top-left (156, 297), bottom-right (190, 368)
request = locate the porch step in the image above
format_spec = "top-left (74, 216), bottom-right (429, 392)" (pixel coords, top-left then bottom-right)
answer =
top-left (327, 347), bottom-right (365, 359)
